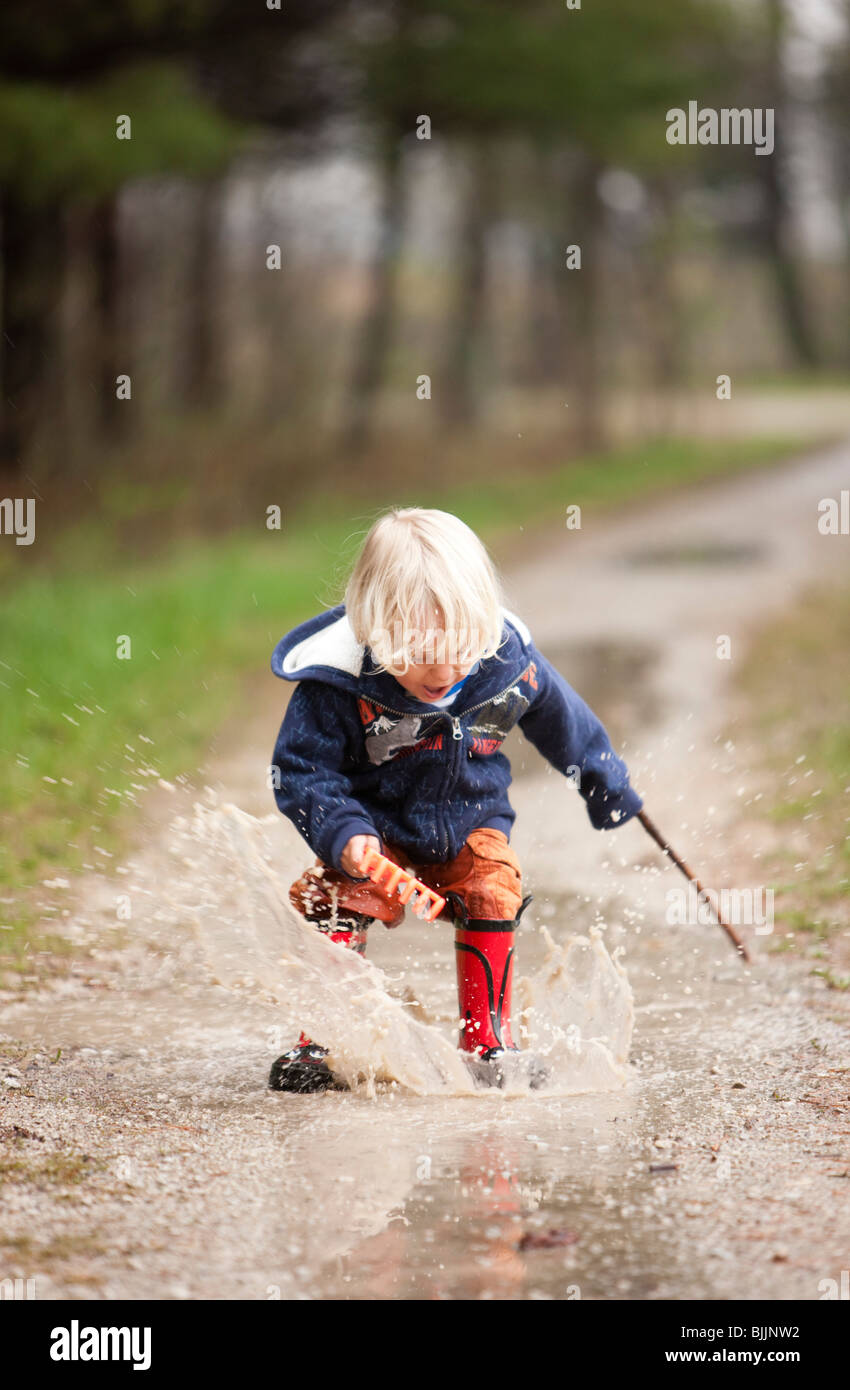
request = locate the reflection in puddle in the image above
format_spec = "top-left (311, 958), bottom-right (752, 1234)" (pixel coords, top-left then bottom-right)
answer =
top-left (622, 543), bottom-right (764, 568)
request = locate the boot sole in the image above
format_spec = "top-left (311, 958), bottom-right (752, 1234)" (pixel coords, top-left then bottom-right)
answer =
top-left (463, 1051), bottom-right (549, 1091)
top-left (268, 1058), bottom-right (349, 1094)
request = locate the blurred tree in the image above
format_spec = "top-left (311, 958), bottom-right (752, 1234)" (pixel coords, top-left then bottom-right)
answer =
top-left (757, 0), bottom-right (820, 366)
top-left (440, 142), bottom-right (497, 432)
top-left (90, 195), bottom-right (126, 439)
top-left (0, 61), bottom-right (239, 474)
top-left (347, 0), bottom-right (737, 449)
top-left (181, 179), bottom-right (224, 410)
top-left (821, 0), bottom-right (850, 365)
top-left (0, 0), bottom-right (347, 475)
top-left (339, 125), bottom-right (407, 454)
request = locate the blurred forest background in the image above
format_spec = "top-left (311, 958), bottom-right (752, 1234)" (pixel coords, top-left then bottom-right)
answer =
top-left (2, 0), bottom-right (850, 543)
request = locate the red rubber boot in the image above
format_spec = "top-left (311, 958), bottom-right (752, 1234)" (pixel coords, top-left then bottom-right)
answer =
top-left (455, 919), bottom-right (517, 1058)
top-left (268, 915), bottom-right (370, 1093)
top-left (453, 895), bottom-right (545, 1088)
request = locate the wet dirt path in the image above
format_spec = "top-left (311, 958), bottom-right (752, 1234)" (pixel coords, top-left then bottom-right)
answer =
top-left (2, 441), bottom-right (850, 1300)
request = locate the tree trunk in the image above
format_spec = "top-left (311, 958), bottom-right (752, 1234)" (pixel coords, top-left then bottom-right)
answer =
top-left (90, 195), bottom-right (130, 440)
top-left (0, 193), bottom-right (63, 479)
top-left (643, 177), bottom-right (686, 435)
top-left (182, 180), bottom-right (222, 410)
top-left (338, 131), bottom-right (404, 455)
top-left (759, 0), bottom-right (819, 367)
top-left (568, 154), bottom-right (607, 453)
top-left (439, 144), bottom-right (494, 430)
top-left (513, 148), bottom-right (558, 389)
top-left (760, 156), bottom-right (819, 367)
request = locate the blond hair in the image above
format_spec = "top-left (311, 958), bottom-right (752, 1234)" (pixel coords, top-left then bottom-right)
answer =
top-left (345, 508), bottom-right (505, 673)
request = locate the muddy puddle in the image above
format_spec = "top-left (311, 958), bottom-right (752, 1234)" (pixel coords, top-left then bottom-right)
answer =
top-left (621, 542), bottom-right (765, 569)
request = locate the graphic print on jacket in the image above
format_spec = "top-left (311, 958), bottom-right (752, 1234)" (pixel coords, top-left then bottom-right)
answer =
top-left (358, 701), bottom-right (443, 765)
top-left (466, 663), bottom-right (538, 756)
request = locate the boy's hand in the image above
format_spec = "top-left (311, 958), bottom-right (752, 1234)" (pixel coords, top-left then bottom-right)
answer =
top-left (341, 834), bottom-right (381, 878)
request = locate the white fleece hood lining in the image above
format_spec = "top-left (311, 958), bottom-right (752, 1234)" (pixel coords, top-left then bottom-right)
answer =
top-left (281, 613), bottom-right (365, 677)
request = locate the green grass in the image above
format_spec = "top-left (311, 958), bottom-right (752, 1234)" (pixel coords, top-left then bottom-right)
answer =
top-left (0, 528), bottom-right (342, 941)
top-left (735, 581), bottom-right (850, 964)
top-left (0, 1152), bottom-right (105, 1189)
top-left (811, 968), bottom-right (850, 991)
top-left (0, 431), bottom-right (827, 951)
top-left (735, 369), bottom-right (850, 393)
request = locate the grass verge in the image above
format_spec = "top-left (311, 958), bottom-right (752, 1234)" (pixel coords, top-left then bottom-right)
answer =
top-left (734, 582), bottom-right (850, 984)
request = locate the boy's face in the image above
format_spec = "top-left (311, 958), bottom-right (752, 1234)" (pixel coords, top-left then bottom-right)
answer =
top-left (390, 656), bottom-right (476, 704)
top-left (386, 611), bottom-right (478, 703)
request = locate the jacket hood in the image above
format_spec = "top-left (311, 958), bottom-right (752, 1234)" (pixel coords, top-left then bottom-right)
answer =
top-left (271, 603), bottom-right (534, 713)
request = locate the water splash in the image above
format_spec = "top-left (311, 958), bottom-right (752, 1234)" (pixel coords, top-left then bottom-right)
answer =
top-left (179, 803), bottom-right (634, 1097)
top-left (516, 929), bottom-right (634, 1092)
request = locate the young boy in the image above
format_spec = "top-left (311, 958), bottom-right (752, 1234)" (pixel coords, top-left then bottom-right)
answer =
top-left (268, 508), bottom-right (642, 1092)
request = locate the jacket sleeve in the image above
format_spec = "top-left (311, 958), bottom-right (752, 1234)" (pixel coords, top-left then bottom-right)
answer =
top-left (518, 644), bottom-right (643, 830)
top-left (271, 680), bottom-right (379, 871)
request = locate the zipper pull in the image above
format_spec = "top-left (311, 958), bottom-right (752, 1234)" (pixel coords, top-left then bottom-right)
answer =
top-left (451, 717), bottom-right (463, 741)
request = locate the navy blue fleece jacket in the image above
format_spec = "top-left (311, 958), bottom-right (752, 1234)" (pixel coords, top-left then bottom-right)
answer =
top-left (270, 605), bottom-right (642, 871)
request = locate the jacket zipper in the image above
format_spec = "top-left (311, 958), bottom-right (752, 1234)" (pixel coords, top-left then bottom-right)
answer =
top-left (365, 667), bottom-right (532, 856)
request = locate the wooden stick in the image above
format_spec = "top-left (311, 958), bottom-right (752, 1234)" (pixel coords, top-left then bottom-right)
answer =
top-left (638, 809), bottom-right (752, 964)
